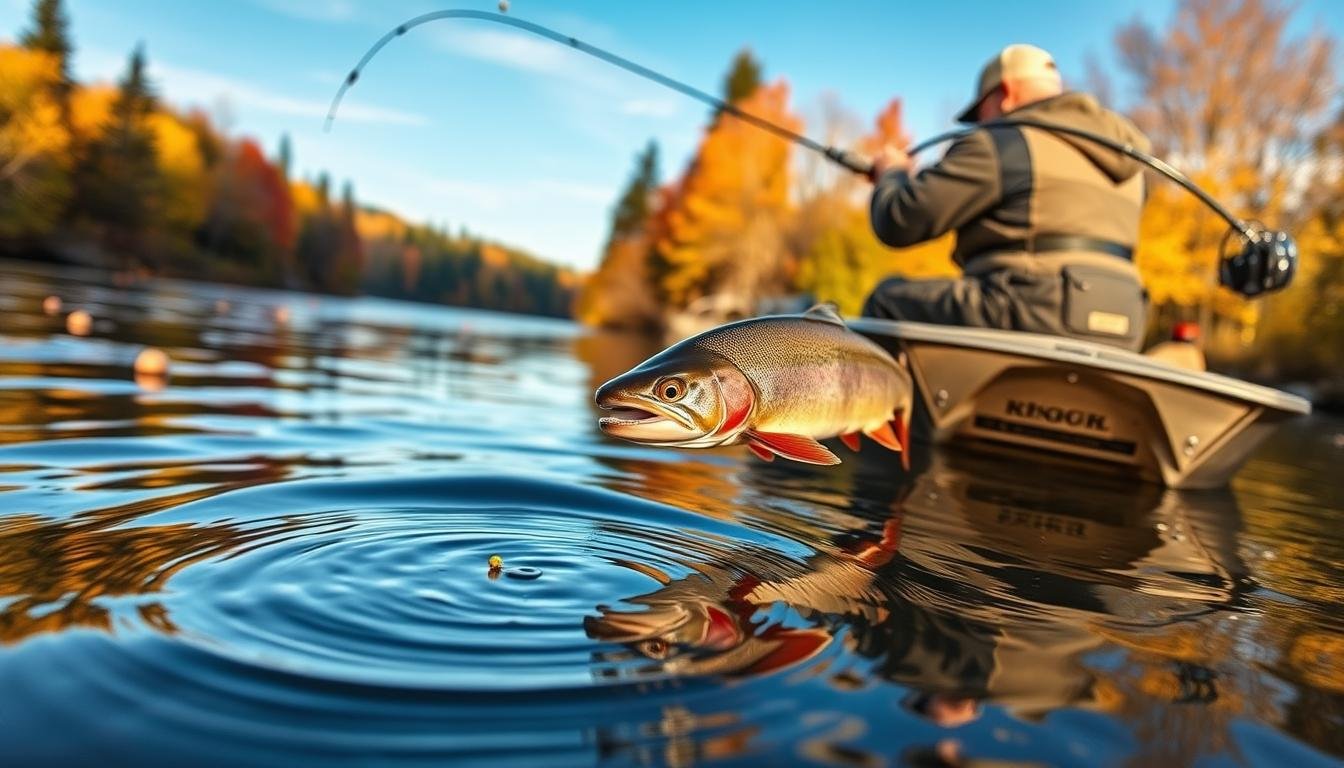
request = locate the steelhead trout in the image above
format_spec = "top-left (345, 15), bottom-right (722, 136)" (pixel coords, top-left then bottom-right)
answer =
top-left (595, 304), bottom-right (913, 466)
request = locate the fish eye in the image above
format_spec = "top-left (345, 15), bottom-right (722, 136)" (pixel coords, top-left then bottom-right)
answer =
top-left (639, 638), bottom-right (673, 659)
top-left (655, 377), bottom-right (686, 402)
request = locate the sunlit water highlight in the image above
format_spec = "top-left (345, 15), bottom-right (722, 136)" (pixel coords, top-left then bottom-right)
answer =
top-left (0, 259), bottom-right (1341, 766)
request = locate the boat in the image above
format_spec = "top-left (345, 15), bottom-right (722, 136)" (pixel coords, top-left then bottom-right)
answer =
top-left (849, 319), bottom-right (1311, 489)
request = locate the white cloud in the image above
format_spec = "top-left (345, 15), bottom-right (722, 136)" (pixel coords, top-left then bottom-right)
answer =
top-left (249, 0), bottom-right (356, 22)
top-left (620, 97), bottom-right (679, 118)
top-left (153, 61), bottom-right (428, 126)
top-left (74, 46), bottom-right (426, 127)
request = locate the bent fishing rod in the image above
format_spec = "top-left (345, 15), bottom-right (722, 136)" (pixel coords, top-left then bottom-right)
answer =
top-left (327, 9), bottom-right (1297, 297)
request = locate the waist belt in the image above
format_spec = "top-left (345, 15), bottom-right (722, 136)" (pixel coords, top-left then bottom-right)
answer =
top-left (972, 235), bottom-right (1133, 261)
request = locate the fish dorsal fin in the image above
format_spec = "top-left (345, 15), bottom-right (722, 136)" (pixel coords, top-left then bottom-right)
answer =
top-left (802, 303), bottom-right (845, 326)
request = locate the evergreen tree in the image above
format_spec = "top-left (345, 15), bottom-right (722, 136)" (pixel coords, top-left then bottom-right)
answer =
top-left (608, 140), bottom-right (659, 242)
top-left (277, 133), bottom-right (292, 180)
top-left (19, 0), bottom-right (73, 111)
top-left (76, 44), bottom-right (161, 258)
top-left (716, 48), bottom-right (762, 120)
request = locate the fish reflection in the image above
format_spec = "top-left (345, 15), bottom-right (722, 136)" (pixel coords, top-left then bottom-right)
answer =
top-left (587, 450), bottom-right (1248, 728)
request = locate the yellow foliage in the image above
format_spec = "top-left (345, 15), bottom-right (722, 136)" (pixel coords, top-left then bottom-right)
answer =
top-left (794, 203), bottom-right (956, 315)
top-left (0, 45), bottom-right (72, 238)
top-left (576, 235), bottom-right (660, 330)
top-left (1136, 176), bottom-right (1259, 339)
top-left (69, 84), bottom-right (116, 142)
top-left (290, 180), bottom-right (321, 217)
top-left (654, 81), bottom-right (799, 308)
top-left (148, 111), bottom-right (207, 232)
top-left (354, 208), bottom-right (406, 241)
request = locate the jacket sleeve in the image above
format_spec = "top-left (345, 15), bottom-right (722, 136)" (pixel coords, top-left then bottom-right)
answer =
top-left (869, 130), bottom-right (1001, 247)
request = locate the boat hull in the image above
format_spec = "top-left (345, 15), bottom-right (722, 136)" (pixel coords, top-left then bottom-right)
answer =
top-left (851, 320), bottom-right (1311, 489)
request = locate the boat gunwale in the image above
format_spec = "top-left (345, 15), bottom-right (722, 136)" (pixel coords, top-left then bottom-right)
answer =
top-left (849, 318), bottom-right (1312, 416)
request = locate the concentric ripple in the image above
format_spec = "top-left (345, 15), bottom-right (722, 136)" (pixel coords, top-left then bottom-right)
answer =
top-left (140, 475), bottom-right (812, 690)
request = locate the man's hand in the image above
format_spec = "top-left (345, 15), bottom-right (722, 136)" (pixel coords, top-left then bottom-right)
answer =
top-left (868, 144), bottom-right (912, 182)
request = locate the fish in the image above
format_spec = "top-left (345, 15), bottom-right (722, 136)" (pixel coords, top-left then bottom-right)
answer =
top-left (594, 304), bottom-right (913, 467)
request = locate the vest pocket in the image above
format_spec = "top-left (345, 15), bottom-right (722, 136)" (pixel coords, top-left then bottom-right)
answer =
top-left (1060, 265), bottom-right (1144, 341)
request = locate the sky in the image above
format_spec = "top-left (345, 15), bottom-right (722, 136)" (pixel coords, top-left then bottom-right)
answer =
top-left (3, 0), bottom-right (1343, 270)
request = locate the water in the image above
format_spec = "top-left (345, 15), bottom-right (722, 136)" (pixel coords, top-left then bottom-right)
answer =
top-left (1, 259), bottom-right (1341, 767)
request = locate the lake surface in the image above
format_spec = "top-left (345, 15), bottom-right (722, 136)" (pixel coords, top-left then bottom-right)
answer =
top-left (1, 259), bottom-right (1341, 767)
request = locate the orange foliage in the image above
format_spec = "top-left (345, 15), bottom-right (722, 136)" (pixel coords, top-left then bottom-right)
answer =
top-left (653, 80), bottom-right (800, 307)
top-left (862, 98), bottom-right (912, 154)
top-left (480, 243), bottom-right (509, 269)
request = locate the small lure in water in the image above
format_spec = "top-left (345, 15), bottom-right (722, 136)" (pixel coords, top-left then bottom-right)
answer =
top-left (595, 305), bottom-right (913, 467)
top-left (488, 554), bottom-right (503, 570)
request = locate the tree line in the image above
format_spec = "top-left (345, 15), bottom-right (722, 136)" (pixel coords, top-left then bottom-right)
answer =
top-left (578, 0), bottom-right (1344, 389)
top-left (0, 0), bottom-right (576, 317)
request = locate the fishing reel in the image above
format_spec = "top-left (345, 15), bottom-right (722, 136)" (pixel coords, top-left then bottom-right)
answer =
top-left (1218, 226), bottom-right (1297, 297)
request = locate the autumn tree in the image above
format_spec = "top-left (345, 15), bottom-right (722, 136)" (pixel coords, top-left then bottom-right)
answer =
top-left (791, 98), bottom-right (956, 314)
top-left (202, 138), bottom-right (294, 276)
top-left (19, 0), bottom-right (72, 115)
top-left (1108, 0), bottom-right (1335, 351)
top-left (76, 44), bottom-right (161, 257)
top-left (652, 80), bottom-right (800, 310)
top-left (576, 141), bottom-right (662, 329)
top-left (0, 45), bottom-right (73, 242)
top-left (722, 49), bottom-right (762, 104)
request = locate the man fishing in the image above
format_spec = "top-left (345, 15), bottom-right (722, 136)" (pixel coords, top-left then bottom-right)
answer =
top-left (863, 44), bottom-right (1151, 351)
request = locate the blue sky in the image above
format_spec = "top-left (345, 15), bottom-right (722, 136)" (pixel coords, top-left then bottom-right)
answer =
top-left (3, 1), bottom-right (1342, 270)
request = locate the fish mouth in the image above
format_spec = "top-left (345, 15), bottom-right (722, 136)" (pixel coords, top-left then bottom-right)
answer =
top-left (595, 391), bottom-right (700, 443)
top-left (598, 404), bottom-right (666, 426)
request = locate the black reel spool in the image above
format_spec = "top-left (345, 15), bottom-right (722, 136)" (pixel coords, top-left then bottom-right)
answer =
top-left (1219, 226), bottom-right (1298, 297)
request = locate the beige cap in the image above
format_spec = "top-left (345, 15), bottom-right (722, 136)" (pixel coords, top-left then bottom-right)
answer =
top-left (955, 44), bottom-right (1061, 123)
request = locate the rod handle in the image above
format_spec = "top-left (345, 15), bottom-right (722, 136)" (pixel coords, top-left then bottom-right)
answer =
top-left (824, 147), bottom-right (876, 178)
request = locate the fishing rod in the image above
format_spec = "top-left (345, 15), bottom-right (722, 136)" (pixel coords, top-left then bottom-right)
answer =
top-left (327, 8), bottom-right (1297, 297)
top-left (324, 9), bottom-right (873, 174)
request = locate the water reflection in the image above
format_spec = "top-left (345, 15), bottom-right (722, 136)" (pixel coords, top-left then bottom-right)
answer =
top-left (0, 260), bottom-right (1340, 765)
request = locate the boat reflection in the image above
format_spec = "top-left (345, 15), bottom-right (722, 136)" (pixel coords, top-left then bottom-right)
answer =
top-left (586, 448), bottom-right (1246, 728)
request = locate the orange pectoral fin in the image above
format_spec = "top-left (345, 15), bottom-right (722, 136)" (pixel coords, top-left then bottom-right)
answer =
top-left (840, 432), bottom-right (861, 452)
top-left (747, 441), bottom-right (776, 462)
top-left (745, 431), bottom-right (841, 466)
top-left (894, 408), bottom-right (911, 471)
top-left (864, 419), bottom-right (909, 471)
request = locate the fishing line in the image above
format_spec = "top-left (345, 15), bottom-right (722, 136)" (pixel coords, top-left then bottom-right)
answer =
top-left (328, 8), bottom-right (1296, 296)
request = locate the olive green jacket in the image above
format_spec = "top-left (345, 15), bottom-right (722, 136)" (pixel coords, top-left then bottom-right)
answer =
top-left (871, 92), bottom-right (1150, 272)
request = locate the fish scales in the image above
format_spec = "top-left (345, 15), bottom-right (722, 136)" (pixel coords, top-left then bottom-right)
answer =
top-left (693, 316), bottom-right (903, 434)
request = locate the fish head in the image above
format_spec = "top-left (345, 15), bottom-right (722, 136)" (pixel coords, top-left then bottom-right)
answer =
top-left (585, 598), bottom-right (830, 678)
top-left (595, 347), bottom-right (754, 447)
top-left (583, 599), bottom-right (746, 661)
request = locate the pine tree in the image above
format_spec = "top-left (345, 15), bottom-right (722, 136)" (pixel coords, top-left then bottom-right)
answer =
top-left (19, 0), bottom-right (73, 111)
top-left (717, 48), bottom-right (763, 118)
top-left (76, 44), bottom-right (161, 258)
top-left (277, 133), bottom-right (292, 180)
top-left (608, 140), bottom-right (659, 242)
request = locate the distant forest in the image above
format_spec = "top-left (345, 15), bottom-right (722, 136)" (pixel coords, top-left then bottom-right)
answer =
top-left (0, 0), bottom-right (577, 318)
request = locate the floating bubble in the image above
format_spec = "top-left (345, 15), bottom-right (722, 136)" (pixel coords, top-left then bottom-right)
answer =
top-left (134, 347), bottom-right (170, 376)
top-left (66, 309), bottom-right (92, 336)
